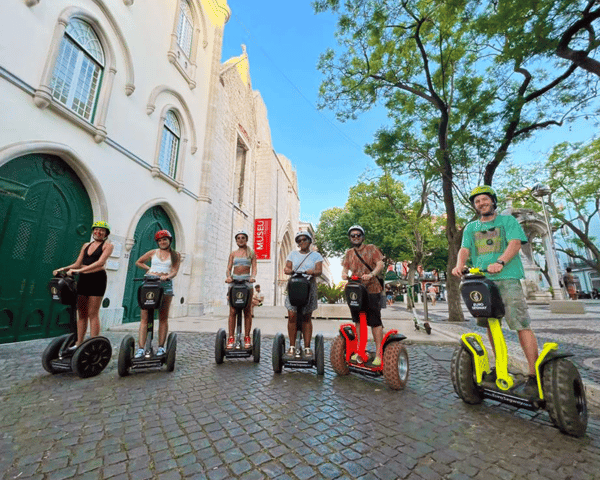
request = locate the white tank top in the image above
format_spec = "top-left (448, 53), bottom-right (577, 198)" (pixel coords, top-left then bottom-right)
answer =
top-left (149, 251), bottom-right (172, 274)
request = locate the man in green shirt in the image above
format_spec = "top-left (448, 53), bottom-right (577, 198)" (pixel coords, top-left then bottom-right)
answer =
top-left (452, 185), bottom-right (539, 396)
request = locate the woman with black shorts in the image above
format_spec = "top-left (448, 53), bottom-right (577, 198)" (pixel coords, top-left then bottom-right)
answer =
top-left (53, 221), bottom-right (114, 348)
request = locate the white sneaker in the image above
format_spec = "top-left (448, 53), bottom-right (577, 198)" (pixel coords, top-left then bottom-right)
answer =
top-left (303, 347), bottom-right (313, 357)
top-left (287, 346), bottom-right (295, 356)
top-left (157, 346), bottom-right (166, 356)
top-left (134, 348), bottom-right (145, 359)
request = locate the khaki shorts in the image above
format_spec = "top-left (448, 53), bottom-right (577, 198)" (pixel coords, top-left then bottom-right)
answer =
top-left (476, 278), bottom-right (531, 331)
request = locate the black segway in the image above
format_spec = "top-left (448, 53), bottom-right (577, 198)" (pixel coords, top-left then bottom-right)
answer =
top-left (118, 276), bottom-right (177, 376)
top-left (272, 273), bottom-right (325, 375)
top-left (42, 273), bottom-right (112, 378)
top-left (215, 279), bottom-right (261, 363)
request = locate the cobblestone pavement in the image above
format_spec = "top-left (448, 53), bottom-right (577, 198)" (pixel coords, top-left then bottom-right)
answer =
top-left (1, 332), bottom-right (599, 480)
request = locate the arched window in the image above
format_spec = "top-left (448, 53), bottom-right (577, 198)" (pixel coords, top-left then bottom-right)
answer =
top-left (158, 111), bottom-right (181, 178)
top-left (49, 19), bottom-right (104, 122)
top-left (176, 0), bottom-right (193, 58)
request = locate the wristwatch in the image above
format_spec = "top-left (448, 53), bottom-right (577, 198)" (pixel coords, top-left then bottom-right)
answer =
top-left (496, 260), bottom-right (505, 266)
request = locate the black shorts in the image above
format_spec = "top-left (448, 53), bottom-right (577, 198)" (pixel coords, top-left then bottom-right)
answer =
top-left (77, 271), bottom-right (107, 297)
top-left (351, 293), bottom-right (383, 328)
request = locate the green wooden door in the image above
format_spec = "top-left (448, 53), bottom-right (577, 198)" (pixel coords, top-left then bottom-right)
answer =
top-left (122, 206), bottom-right (175, 323)
top-left (0, 154), bottom-right (92, 343)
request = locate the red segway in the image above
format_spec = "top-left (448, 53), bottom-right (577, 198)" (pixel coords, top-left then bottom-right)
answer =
top-left (330, 276), bottom-right (409, 390)
top-left (42, 273), bottom-right (112, 378)
top-left (215, 279), bottom-right (260, 364)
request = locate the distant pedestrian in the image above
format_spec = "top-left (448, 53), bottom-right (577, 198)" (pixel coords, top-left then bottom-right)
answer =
top-left (563, 267), bottom-right (578, 300)
top-left (427, 284), bottom-right (437, 306)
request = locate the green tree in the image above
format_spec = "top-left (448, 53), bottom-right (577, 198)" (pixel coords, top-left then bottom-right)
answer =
top-left (314, 0), bottom-right (599, 320)
top-left (503, 139), bottom-right (600, 275)
top-left (315, 174), bottom-right (448, 282)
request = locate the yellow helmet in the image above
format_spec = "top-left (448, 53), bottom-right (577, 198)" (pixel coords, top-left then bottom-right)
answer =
top-left (91, 220), bottom-right (110, 235)
top-left (469, 185), bottom-right (497, 208)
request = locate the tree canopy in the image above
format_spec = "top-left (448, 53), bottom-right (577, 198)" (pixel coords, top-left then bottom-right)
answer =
top-left (314, 0), bottom-right (600, 319)
top-left (501, 138), bottom-right (600, 274)
top-left (315, 175), bottom-right (448, 273)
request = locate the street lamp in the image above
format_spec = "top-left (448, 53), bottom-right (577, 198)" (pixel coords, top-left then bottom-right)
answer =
top-left (531, 183), bottom-right (565, 299)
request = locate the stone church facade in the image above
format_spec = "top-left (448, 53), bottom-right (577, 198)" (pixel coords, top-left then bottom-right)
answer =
top-left (0, 0), bottom-right (320, 343)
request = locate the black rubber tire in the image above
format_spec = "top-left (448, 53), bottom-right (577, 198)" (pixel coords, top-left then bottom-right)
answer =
top-left (330, 335), bottom-right (349, 375)
top-left (450, 345), bottom-right (484, 404)
top-left (424, 322), bottom-right (432, 335)
top-left (41, 334), bottom-right (73, 374)
top-left (71, 337), bottom-right (112, 379)
top-left (542, 358), bottom-right (588, 437)
top-left (252, 328), bottom-right (261, 363)
top-left (383, 342), bottom-right (409, 390)
top-left (315, 334), bottom-right (325, 376)
top-left (117, 335), bottom-right (134, 377)
top-left (215, 329), bottom-right (226, 364)
top-left (272, 333), bottom-right (285, 373)
top-left (166, 332), bottom-right (177, 372)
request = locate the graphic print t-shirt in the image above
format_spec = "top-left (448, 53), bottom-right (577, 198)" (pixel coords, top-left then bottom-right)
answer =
top-left (461, 214), bottom-right (527, 280)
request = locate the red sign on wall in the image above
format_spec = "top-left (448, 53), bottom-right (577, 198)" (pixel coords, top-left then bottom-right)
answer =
top-left (254, 218), bottom-right (272, 260)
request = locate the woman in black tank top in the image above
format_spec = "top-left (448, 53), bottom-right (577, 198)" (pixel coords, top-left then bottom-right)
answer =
top-left (53, 221), bottom-right (114, 347)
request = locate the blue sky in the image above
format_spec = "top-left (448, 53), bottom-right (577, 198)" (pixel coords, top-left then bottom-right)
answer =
top-left (221, 1), bottom-right (596, 230)
top-left (221, 0), bottom-right (385, 228)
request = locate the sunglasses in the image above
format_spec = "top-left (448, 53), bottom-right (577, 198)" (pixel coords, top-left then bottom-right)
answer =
top-left (296, 238), bottom-right (309, 243)
top-left (349, 234), bottom-right (363, 238)
top-left (480, 227), bottom-right (496, 233)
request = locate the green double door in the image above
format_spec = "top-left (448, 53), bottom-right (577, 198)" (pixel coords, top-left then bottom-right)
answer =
top-left (0, 154), bottom-right (93, 344)
top-left (121, 206), bottom-right (175, 323)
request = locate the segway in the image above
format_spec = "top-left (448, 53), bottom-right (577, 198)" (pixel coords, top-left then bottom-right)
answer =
top-left (215, 279), bottom-right (260, 364)
top-left (451, 268), bottom-right (588, 437)
top-left (118, 276), bottom-right (177, 376)
top-left (272, 273), bottom-right (325, 375)
top-left (42, 273), bottom-right (112, 378)
top-left (330, 276), bottom-right (409, 390)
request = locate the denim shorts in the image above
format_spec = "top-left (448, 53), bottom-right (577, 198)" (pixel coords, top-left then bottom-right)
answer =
top-left (476, 278), bottom-right (531, 330)
top-left (161, 279), bottom-right (174, 297)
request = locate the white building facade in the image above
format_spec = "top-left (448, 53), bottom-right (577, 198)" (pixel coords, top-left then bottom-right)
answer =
top-left (0, 0), bottom-right (307, 343)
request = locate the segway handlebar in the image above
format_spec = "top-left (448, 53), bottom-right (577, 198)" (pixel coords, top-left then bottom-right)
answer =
top-left (134, 275), bottom-right (162, 282)
top-left (462, 267), bottom-right (488, 276)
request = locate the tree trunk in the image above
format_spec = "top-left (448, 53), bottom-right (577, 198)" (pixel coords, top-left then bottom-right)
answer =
top-left (445, 233), bottom-right (465, 321)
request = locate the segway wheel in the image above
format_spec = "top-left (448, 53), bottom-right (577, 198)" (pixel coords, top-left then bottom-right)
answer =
top-left (330, 335), bottom-right (349, 375)
top-left (383, 342), bottom-right (409, 390)
top-left (252, 328), bottom-right (261, 363)
top-left (215, 329), bottom-right (226, 364)
top-left (315, 334), bottom-right (325, 376)
top-left (41, 334), bottom-right (74, 374)
top-left (166, 332), bottom-right (177, 372)
top-left (71, 337), bottom-right (112, 379)
top-left (542, 358), bottom-right (588, 437)
top-left (424, 322), bottom-right (432, 335)
top-left (450, 345), bottom-right (483, 404)
top-left (117, 335), bottom-right (134, 377)
top-left (272, 333), bottom-right (285, 373)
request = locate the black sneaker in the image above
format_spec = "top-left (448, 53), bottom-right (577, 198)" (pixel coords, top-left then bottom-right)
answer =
top-left (515, 375), bottom-right (539, 399)
top-left (523, 376), bottom-right (539, 397)
top-left (483, 367), bottom-right (496, 383)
